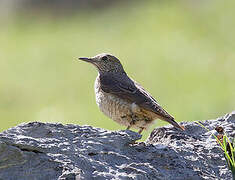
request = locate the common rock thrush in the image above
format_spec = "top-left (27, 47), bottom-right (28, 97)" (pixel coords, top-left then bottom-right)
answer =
top-left (79, 53), bottom-right (184, 134)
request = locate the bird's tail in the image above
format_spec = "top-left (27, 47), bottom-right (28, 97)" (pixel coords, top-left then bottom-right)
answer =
top-left (161, 117), bottom-right (185, 131)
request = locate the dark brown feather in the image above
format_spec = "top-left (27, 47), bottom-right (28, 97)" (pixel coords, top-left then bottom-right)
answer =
top-left (99, 73), bottom-right (174, 121)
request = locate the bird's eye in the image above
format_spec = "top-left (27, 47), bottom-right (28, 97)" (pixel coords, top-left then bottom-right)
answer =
top-left (101, 56), bottom-right (108, 61)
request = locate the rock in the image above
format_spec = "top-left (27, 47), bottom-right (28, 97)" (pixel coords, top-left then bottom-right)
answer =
top-left (0, 112), bottom-right (234, 180)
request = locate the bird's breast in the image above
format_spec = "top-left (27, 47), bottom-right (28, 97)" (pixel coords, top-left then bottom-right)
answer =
top-left (94, 76), bottom-right (132, 123)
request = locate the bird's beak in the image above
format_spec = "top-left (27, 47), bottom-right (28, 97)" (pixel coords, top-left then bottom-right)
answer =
top-left (78, 57), bottom-right (93, 63)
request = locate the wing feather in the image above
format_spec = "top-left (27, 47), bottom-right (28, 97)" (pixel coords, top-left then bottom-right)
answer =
top-left (99, 73), bottom-right (174, 120)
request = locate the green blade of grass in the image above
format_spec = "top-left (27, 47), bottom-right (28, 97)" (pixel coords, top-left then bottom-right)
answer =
top-left (196, 121), bottom-right (234, 170)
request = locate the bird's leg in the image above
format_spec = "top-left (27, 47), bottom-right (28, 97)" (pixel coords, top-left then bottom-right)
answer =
top-left (130, 113), bottom-right (137, 125)
top-left (126, 113), bottom-right (137, 130)
top-left (138, 127), bottom-right (144, 134)
top-left (122, 115), bottom-right (131, 130)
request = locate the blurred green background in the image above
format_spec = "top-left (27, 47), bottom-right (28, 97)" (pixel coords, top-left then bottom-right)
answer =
top-left (0, 0), bottom-right (234, 139)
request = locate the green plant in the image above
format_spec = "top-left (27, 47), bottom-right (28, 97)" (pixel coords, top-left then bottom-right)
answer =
top-left (196, 122), bottom-right (235, 179)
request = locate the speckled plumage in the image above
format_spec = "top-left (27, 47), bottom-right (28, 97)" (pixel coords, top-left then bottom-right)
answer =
top-left (95, 75), bottom-right (155, 130)
top-left (79, 53), bottom-right (184, 134)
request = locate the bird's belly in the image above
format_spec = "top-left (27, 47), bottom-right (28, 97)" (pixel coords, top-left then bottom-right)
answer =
top-left (95, 90), bottom-right (155, 129)
top-left (95, 90), bottom-right (132, 127)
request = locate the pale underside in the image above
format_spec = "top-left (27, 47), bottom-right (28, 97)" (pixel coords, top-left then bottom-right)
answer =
top-left (95, 76), bottom-right (158, 130)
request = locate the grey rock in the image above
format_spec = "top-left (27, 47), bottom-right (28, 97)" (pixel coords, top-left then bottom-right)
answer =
top-left (0, 112), bottom-right (234, 180)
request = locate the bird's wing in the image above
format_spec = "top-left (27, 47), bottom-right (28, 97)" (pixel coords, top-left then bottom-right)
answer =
top-left (99, 73), bottom-right (174, 120)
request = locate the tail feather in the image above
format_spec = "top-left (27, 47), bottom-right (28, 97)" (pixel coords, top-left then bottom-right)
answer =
top-left (160, 116), bottom-right (185, 131)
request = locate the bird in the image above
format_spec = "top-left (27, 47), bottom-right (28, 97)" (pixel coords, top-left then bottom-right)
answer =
top-left (78, 53), bottom-right (184, 134)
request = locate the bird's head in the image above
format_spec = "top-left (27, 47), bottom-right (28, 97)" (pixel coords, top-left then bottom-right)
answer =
top-left (79, 53), bottom-right (125, 74)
